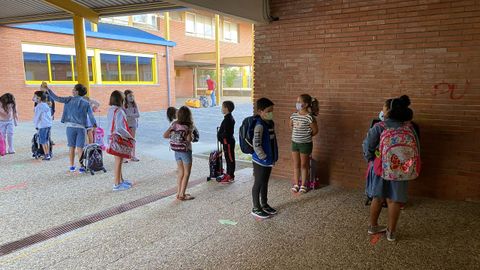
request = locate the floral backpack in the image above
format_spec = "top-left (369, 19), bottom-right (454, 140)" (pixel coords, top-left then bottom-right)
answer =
top-left (374, 122), bottom-right (421, 180)
top-left (169, 122), bottom-right (190, 152)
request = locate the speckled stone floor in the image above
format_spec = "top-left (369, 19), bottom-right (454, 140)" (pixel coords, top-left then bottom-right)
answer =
top-left (1, 125), bottom-right (479, 269)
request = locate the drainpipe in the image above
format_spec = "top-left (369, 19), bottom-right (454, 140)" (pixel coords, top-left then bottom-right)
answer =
top-left (166, 46), bottom-right (172, 107)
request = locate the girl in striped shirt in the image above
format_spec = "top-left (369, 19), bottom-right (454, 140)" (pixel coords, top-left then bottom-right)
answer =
top-left (290, 94), bottom-right (319, 193)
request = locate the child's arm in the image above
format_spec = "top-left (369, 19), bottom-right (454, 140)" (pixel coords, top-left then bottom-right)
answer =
top-left (362, 125), bottom-right (382, 161)
top-left (163, 124), bottom-right (173, 139)
top-left (133, 105), bottom-right (140, 119)
top-left (33, 107), bottom-right (41, 129)
top-left (114, 112), bottom-right (133, 139)
top-left (253, 124), bottom-right (267, 160)
top-left (310, 117), bottom-right (318, 137)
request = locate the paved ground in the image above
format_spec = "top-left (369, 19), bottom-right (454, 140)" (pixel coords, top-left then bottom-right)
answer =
top-left (1, 97), bottom-right (479, 269)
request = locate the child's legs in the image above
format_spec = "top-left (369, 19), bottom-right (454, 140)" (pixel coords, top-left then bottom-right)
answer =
top-left (223, 141), bottom-right (236, 177)
top-left (259, 166), bottom-right (272, 206)
top-left (130, 128), bottom-right (136, 158)
top-left (291, 146), bottom-right (300, 185)
top-left (39, 128), bottom-right (50, 155)
top-left (300, 153), bottom-right (310, 186)
top-left (180, 161), bottom-right (192, 196)
top-left (114, 156), bottom-right (123, 185)
top-left (176, 160), bottom-right (184, 196)
top-left (252, 162), bottom-right (263, 209)
top-left (369, 197), bottom-right (384, 226)
top-left (69, 147), bottom-right (75, 166)
top-left (1, 121), bottom-right (15, 152)
top-left (386, 199), bottom-right (401, 232)
top-left (87, 129), bottom-right (94, 144)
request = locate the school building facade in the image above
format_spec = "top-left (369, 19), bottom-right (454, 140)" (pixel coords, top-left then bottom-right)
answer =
top-left (0, 9), bottom-right (253, 120)
top-left (254, 0), bottom-right (480, 201)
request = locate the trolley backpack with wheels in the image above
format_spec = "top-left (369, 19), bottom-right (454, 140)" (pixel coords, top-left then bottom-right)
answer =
top-left (94, 127), bottom-right (106, 150)
top-left (207, 128), bottom-right (224, 181)
top-left (199, 96), bottom-right (209, 108)
top-left (31, 132), bottom-right (53, 159)
top-left (80, 143), bottom-right (106, 175)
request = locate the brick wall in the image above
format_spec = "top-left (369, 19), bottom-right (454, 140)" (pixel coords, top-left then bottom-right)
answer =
top-left (175, 67), bottom-right (194, 97)
top-left (254, 0), bottom-right (480, 200)
top-left (0, 26), bottom-right (175, 121)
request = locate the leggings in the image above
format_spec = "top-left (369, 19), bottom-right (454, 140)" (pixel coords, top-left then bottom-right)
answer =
top-left (0, 120), bottom-right (14, 153)
top-left (252, 162), bottom-right (272, 209)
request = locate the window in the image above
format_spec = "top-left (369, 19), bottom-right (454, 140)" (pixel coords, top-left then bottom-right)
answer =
top-left (185, 13), bottom-right (215, 39)
top-left (23, 52), bottom-right (49, 81)
top-left (133, 14), bottom-right (157, 27)
top-left (50, 54), bottom-right (73, 81)
top-left (120, 55), bottom-right (137, 81)
top-left (223, 21), bottom-right (238, 43)
top-left (100, 52), bottom-right (156, 83)
top-left (72, 56), bottom-right (94, 82)
top-left (22, 44), bottom-right (95, 84)
top-left (101, 54), bottom-right (119, 81)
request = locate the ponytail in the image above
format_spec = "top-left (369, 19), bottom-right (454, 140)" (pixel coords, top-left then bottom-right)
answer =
top-left (310, 97), bottom-right (319, 116)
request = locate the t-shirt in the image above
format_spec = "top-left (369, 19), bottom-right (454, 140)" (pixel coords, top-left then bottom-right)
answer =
top-left (290, 112), bottom-right (314, 143)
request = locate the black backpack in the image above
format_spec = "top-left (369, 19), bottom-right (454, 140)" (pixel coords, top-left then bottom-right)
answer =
top-left (239, 115), bottom-right (259, 154)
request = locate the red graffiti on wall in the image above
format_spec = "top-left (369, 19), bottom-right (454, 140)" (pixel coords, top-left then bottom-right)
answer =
top-left (433, 80), bottom-right (471, 100)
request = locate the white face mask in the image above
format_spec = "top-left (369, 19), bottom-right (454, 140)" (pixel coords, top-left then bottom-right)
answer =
top-left (295, 103), bottom-right (303, 111)
top-left (127, 96), bottom-right (134, 102)
top-left (378, 111), bottom-right (384, 121)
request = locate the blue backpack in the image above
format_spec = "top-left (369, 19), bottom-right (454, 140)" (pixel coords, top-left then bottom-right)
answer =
top-left (239, 115), bottom-right (259, 154)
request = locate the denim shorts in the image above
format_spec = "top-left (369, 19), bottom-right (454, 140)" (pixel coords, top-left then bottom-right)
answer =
top-left (174, 150), bottom-right (192, 164)
top-left (38, 127), bottom-right (51, 145)
top-left (66, 127), bottom-right (86, 148)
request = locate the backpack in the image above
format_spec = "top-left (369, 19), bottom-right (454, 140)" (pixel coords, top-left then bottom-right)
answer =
top-left (80, 143), bottom-right (106, 175)
top-left (94, 127), bottom-right (106, 150)
top-left (239, 115), bottom-right (259, 154)
top-left (169, 123), bottom-right (189, 152)
top-left (376, 122), bottom-right (421, 180)
top-left (192, 127), bottom-right (200, 143)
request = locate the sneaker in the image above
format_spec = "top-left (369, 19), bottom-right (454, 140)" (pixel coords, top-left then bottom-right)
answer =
top-left (130, 157), bottom-right (140, 162)
top-left (42, 155), bottom-right (51, 161)
top-left (386, 230), bottom-right (396, 241)
top-left (122, 180), bottom-right (133, 187)
top-left (262, 204), bottom-right (278, 215)
top-left (69, 166), bottom-right (76, 172)
top-left (79, 167), bottom-right (86, 174)
top-left (299, 185), bottom-right (308, 193)
top-left (251, 208), bottom-right (270, 219)
top-left (113, 183), bottom-right (131, 191)
top-left (291, 184), bottom-right (300, 192)
top-left (219, 174), bottom-right (233, 184)
top-left (368, 225), bottom-right (387, 235)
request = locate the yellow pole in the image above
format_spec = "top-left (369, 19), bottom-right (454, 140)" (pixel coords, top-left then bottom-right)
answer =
top-left (242, 66), bottom-right (248, 88)
top-left (91, 22), bottom-right (98, 32)
top-left (251, 24), bottom-right (255, 103)
top-left (73, 15), bottom-right (90, 95)
top-left (93, 49), bottom-right (102, 84)
top-left (164, 12), bottom-right (170, 40)
top-left (215, 14), bottom-right (221, 105)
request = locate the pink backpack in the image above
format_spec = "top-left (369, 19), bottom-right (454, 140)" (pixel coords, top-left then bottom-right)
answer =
top-left (94, 127), bottom-right (105, 150)
top-left (169, 123), bottom-right (189, 152)
top-left (374, 122), bottom-right (421, 181)
top-left (0, 131), bottom-right (5, 156)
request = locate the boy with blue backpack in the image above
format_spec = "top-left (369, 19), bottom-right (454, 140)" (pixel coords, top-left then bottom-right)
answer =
top-left (239, 98), bottom-right (278, 219)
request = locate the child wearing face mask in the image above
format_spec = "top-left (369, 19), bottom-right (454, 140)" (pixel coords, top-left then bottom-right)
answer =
top-left (124, 89), bottom-right (140, 162)
top-left (251, 98), bottom-right (279, 219)
top-left (290, 94), bottom-right (319, 193)
top-left (217, 101), bottom-right (236, 183)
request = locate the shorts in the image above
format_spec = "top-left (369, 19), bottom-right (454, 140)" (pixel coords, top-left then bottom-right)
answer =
top-left (38, 127), bottom-right (51, 145)
top-left (66, 127), bottom-right (86, 148)
top-left (291, 141), bottom-right (313, 155)
top-left (174, 150), bottom-right (192, 164)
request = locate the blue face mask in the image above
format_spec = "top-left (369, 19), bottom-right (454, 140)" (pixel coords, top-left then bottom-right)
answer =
top-left (296, 103), bottom-right (303, 111)
top-left (378, 111), bottom-right (384, 121)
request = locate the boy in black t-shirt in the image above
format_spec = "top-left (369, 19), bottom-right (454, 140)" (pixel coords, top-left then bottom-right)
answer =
top-left (217, 101), bottom-right (236, 183)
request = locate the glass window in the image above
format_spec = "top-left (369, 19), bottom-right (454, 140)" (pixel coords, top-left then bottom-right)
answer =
top-left (223, 21), bottom-right (238, 43)
top-left (73, 56), bottom-right (94, 82)
top-left (138, 57), bottom-right (153, 82)
top-left (186, 13), bottom-right (195, 33)
top-left (101, 54), bottom-right (119, 81)
top-left (133, 14), bottom-right (157, 27)
top-left (121, 55), bottom-right (137, 81)
top-left (23, 52), bottom-right (49, 81)
top-left (50, 54), bottom-right (72, 81)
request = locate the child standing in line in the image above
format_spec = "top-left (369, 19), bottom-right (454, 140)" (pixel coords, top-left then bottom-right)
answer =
top-left (290, 94), bottom-right (319, 193)
top-left (164, 106), bottom-right (195, 201)
top-left (0, 93), bottom-right (18, 154)
top-left (85, 97), bottom-right (100, 144)
top-left (166, 107), bottom-right (177, 123)
top-left (217, 101), bottom-right (236, 183)
top-left (251, 98), bottom-right (278, 219)
top-left (124, 90), bottom-right (140, 162)
top-left (33, 91), bottom-right (53, 160)
top-left (106, 91), bottom-right (134, 191)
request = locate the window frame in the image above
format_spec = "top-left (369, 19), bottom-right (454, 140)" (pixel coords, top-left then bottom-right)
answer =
top-left (222, 21), bottom-right (239, 43)
top-left (99, 50), bottom-right (157, 85)
top-left (185, 12), bottom-right (215, 40)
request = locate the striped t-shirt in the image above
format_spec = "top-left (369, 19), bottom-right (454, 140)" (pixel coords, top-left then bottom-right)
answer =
top-left (291, 112), bottom-right (314, 143)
